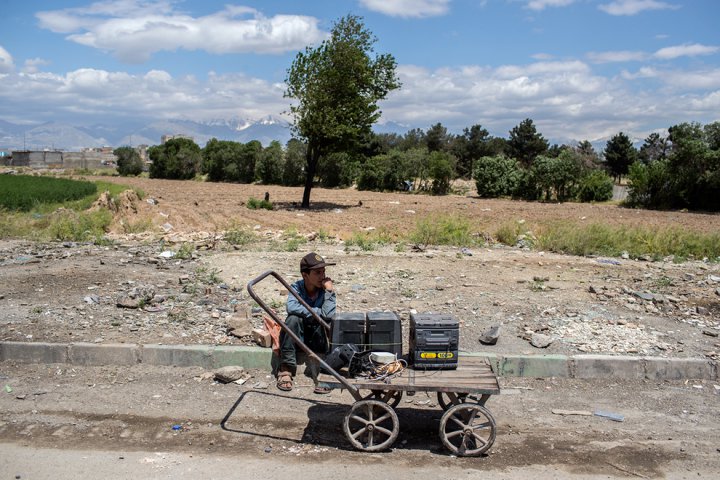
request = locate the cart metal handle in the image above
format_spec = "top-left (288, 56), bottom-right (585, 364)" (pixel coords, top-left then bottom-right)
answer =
top-left (246, 270), bottom-right (362, 399)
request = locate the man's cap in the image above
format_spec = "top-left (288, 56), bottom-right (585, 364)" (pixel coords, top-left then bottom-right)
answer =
top-left (300, 252), bottom-right (335, 271)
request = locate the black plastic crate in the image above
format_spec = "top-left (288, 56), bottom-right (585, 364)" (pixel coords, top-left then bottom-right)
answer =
top-left (366, 311), bottom-right (402, 357)
top-left (409, 313), bottom-right (459, 369)
top-left (330, 312), bottom-right (367, 351)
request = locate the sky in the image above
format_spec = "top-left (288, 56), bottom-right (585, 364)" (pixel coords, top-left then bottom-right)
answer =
top-left (1, 0), bottom-right (719, 144)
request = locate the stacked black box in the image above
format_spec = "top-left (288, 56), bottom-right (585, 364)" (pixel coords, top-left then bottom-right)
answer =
top-left (330, 312), bottom-right (367, 351)
top-left (409, 313), bottom-right (459, 369)
top-left (329, 312), bottom-right (403, 357)
top-left (366, 311), bottom-right (403, 357)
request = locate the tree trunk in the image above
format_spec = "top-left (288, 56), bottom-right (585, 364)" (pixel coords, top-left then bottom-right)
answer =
top-left (301, 145), bottom-right (319, 208)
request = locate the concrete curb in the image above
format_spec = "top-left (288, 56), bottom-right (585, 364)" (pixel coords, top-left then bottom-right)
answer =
top-left (1, 341), bottom-right (717, 381)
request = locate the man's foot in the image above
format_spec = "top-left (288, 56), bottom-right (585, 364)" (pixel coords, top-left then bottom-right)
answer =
top-left (276, 372), bottom-right (293, 392)
top-left (313, 386), bottom-right (331, 395)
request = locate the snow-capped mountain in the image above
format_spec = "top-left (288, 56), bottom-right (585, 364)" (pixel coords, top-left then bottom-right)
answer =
top-left (0, 117), bottom-right (293, 152)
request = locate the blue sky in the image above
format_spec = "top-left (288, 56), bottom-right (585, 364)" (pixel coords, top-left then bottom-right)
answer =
top-left (1, 0), bottom-right (719, 144)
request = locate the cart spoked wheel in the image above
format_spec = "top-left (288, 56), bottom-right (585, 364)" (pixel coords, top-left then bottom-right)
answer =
top-left (439, 403), bottom-right (496, 457)
top-left (344, 399), bottom-right (399, 452)
top-left (437, 392), bottom-right (490, 410)
top-left (363, 389), bottom-right (403, 408)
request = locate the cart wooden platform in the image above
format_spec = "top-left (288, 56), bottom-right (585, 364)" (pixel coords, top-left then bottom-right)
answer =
top-left (247, 270), bottom-right (501, 456)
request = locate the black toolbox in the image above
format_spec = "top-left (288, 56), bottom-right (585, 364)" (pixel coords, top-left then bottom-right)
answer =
top-left (409, 313), bottom-right (459, 369)
top-left (366, 311), bottom-right (403, 357)
top-left (330, 312), bottom-right (367, 351)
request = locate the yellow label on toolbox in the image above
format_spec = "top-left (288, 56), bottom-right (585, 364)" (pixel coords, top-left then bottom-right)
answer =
top-left (419, 352), bottom-right (455, 359)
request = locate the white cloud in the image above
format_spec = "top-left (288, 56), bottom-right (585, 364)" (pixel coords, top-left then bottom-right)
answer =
top-left (22, 58), bottom-right (50, 74)
top-left (359, 0), bottom-right (450, 18)
top-left (526, 0), bottom-right (575, 11)
top-left (598, 0), bottom-right (680, 16)
top-left (0, 58), bottom-right (718, 145)
top-left (36, 3), bottom-right (327, 63)
top-left (587, 50), bottom-right (647, 63)
top-left (0, 68), bottom-right (287, 124)
top-left (654, 43), bottom-right (719, 60)
top-left (0, 46), bottom-right (15, 73)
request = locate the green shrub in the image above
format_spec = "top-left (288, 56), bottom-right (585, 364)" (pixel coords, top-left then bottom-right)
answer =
top-left (46, 209), bottom-right (113, 242)
top-left (114, 146), bottom-right (144, 176)
top-left (408, 215), bottom-right (474, 247)
top-left (473, 155), bottom-right (520, 198)
top-left (224, 225), bottom-right (256, 246)
top-left (246, 197), bottom-right (273, 210)
top-left (577, 170), bottom-right (614, 202)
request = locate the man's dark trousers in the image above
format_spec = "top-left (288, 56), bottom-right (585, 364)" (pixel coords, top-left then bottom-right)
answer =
top-left (279, 314), bottom-right (329, 370)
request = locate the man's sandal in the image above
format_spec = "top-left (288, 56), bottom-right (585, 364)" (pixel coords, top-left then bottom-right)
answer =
top-left (313, 386), bottom-right (331, 395)
top-left (276, 373), bottom-right (293, 392)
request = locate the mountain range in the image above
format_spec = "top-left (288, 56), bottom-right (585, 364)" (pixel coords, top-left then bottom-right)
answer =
top-left (0, 116), bottom-right (297, 152)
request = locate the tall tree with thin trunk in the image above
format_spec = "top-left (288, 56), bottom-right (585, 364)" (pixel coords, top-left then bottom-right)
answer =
top-left (285, 15), bottom-right (400, 208)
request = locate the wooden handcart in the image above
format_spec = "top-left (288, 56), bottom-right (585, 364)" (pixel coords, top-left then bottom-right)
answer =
top-left (247, 270), bottom-right (501, 456)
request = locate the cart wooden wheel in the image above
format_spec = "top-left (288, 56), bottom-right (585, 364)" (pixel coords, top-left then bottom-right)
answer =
top-left (363, 389), bottom-right (403, 408)
top-left (437, 392), bottom-right (491, 410)
top-left (343, 399), bottom-right (399, 452)
top-left (439, 403), bottom-right (496, 456)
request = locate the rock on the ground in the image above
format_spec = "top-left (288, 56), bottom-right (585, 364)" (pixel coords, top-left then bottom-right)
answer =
top-left (530, 332), bottom-right (554, 348)
top-left (214, 366), bottom-right (245, 383)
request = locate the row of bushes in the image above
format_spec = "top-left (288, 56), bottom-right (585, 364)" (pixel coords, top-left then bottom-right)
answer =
top-left (472, 152), bottom-right (614, 202)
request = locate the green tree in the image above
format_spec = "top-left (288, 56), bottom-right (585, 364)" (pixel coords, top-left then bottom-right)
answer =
top-left (202, 139), bottom-right (244, 182)
top-left (507, 118), bottom-right (548, 167)
top-left (114, 146), bottom-right (143, 176)
top-left (282, 139), bottom-right (306, 186)
top-left (149, 138), bottom-right (201, 180)
top-left (425, 123), bottom-right (451, 153)
top-left (399, 128), bottom-right (425, 151)
top-left (428, 151), bottom-right (455, 195)
top-left (667, 122), bottom-right (719, 209)
top-left (473, 155), bottom-right (521, 198)
top-left (285, 14), bottom-right (400, 207)
top-left (532, 151), bottom-right (582, 202)
top-left (577, 170), bottom-right (614, 202)
top-left (638, 132), bottom-right (668, 164)
top-left (574, 140), bottom-right (601, 169)
top-left (451, 124), bottom-right (500, 179)
top-left (256, 140), bottom-right (283, 185)
top-left (603, 132), bottom-right (637, 183)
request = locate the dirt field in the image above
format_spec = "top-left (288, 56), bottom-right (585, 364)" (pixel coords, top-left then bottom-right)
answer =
top-left (95, 176), bottom-right (720, 236)
top-left (1, 177), bottom-right (719, 359)
top-left (2, 177), bottom-right (720, 477)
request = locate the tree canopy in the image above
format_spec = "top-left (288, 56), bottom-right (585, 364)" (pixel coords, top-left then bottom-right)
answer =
top-left (285, 14), bottom-right (400, 207)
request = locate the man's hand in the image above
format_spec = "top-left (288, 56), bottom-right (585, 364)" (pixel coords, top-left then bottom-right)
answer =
top-left (322, 277), bottom-right (334, 292)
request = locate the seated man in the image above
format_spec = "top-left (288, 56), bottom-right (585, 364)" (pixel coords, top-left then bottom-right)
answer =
top-left (276, 252), bottom-right (336, 393)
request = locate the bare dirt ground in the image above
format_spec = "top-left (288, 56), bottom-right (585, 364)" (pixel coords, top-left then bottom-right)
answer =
top-left (1, 177), bottom-right (719, 358)
top-left (1, 363), bottom-right (719, 478)
top-left (2, 177), bottom-right (720, 477)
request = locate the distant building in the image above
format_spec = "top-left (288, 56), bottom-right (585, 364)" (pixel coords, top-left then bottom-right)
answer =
top-left (161, 134), bottom-right (193, 144)
top-left (8, 150), bottom-right (116, 169)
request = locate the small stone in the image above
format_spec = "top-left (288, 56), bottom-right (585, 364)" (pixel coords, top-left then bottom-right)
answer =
top-left (633, 291), bottom-right (655, 301)
top-left (479, 325), bottom-right (500, 345)
top-left (588, 285), bottom-right (598, 294)
top-left (702, 329), bottom-right (719, 338)
top-left (214, 366), bottom-right (246, 383)
top-left (530, 333), bottom-right (554, 348)
top-left (116, 296), bottom-right (141, 309)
